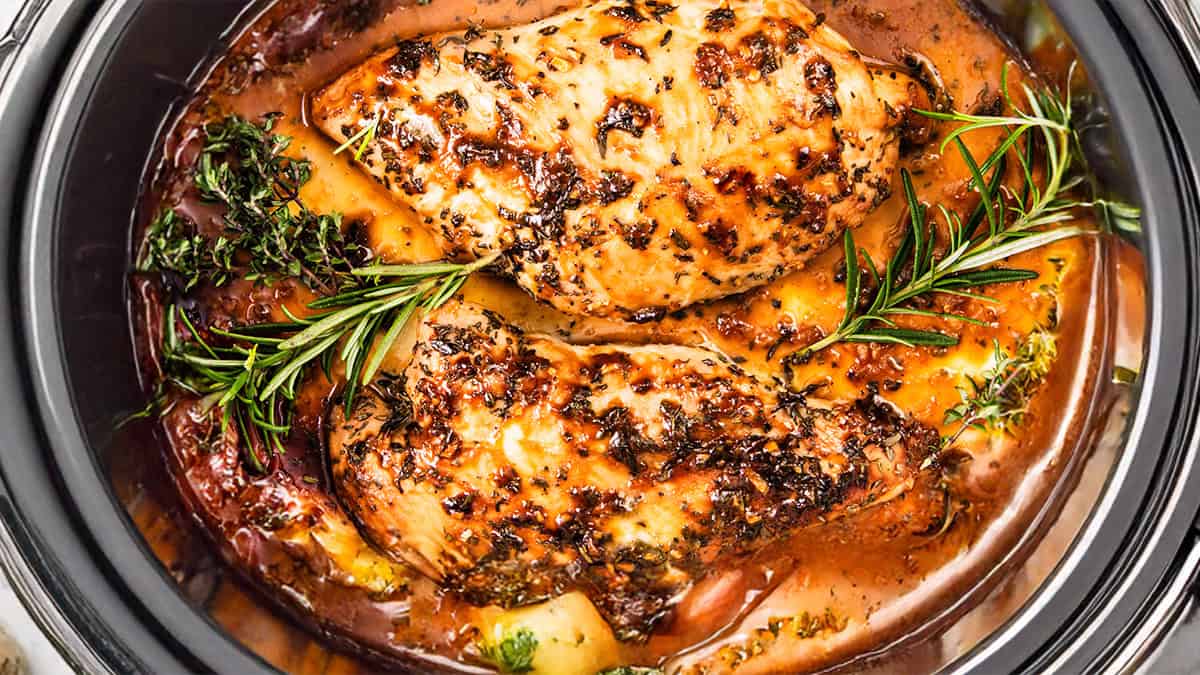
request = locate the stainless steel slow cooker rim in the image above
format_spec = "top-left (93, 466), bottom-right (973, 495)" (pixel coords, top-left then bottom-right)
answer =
top-left (0, 1), bottom-right (129, 673)
top-left (6, 1), bottom-right (281, 673)
top-left (4, 1), bottom-right (1200, 674)
top-left (1061, 2), bottom-right (1200, 668)
top-left (948, 1), bottom-right (1200, 672)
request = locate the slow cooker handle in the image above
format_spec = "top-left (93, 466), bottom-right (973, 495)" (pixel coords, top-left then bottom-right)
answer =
top-left (1160, 0), bottom-right (1200, 72)
top-left (0, 0), bottom-right (52, 91)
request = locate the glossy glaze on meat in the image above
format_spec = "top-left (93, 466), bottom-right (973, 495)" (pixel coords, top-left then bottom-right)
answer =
top-left (127, 0), bottom-right (1121, 672)
top-left (311, 0), bottom-right (920, 320)
top-left (328, 301), bottom-right (938, 640)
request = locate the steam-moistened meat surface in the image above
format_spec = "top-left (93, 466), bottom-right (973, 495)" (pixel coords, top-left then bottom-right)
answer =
top-left (311, 0), bottom-right (916, 320)
top-left (329, 301), bottom-right (937, 640)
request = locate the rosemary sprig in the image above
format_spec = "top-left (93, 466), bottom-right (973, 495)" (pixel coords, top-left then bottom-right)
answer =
top-left (161, 253), bottom-right (498, 471)
top-left (797, 63), bottom-right (1128, 358)
top-left (800, 169), bottom-right (1083, 355)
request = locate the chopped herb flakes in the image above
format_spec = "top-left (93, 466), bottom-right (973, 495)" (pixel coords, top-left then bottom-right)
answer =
top-left (718, 609), bottom-right (846, 670)
top-left (479, 627), bottom-right (538, 673)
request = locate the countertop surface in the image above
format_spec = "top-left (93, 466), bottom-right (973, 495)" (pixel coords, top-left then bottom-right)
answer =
top-left (0, 580), bottom-right (68, 674)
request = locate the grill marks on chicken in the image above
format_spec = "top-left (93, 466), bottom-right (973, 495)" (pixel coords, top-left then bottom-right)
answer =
top-left (328, 302), bottom-right (938, 639)
top-left (315, 0), bottom-right (934, 646)
top-left (311, 0), bottom-right (918, 320)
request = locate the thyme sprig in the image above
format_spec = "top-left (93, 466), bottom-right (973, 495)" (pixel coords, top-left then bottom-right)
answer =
top-left (797, 63), bottom-right (1125, 358)
top-left (942, 328), bottom-right (1057, 446)
top-left (161, 253), bottom-right (498, 471)
top-left (140, 114), bottom-right (366, 295)
top-left (139, 209), bottom-right (235, 291)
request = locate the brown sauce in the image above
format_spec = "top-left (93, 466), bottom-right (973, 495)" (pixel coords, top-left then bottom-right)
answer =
top-left (117, 0), bottom-right (1143, 673)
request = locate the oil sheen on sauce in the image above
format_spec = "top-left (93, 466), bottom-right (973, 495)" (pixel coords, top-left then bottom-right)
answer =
top-left (118, 0), bottom-right (1140, 673)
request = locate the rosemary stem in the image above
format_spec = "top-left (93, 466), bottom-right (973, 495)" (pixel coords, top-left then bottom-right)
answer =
top-left (801, 330), bottom-right (847, 357)
top-left (789, 61), bottom-right (1125, 362)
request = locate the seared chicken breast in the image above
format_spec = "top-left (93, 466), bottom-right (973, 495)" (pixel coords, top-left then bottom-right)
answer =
top-left (329, 302), bottom-right (937, 640)
top-left (312, 0), bottom-right (919, 320)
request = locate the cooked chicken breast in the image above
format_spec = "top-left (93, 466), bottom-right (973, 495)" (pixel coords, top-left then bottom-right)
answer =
top-left (312, 0), bottom-right (918, 321)
top-left (328, 301), bottom-right (937, 640)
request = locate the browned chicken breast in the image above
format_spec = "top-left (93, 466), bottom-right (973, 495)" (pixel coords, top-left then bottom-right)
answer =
top-left (328, 301), bottom-right (938, 640)
top-left (312, 0), bottom-right (919, 321)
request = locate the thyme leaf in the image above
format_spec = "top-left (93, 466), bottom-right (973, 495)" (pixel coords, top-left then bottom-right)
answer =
top-left (140, 114), bottom-right (367, 295)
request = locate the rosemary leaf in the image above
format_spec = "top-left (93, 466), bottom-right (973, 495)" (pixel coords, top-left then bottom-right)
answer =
top-left (844, 328), bottom-right (958, 348)
top-left (159, 254), bottom-right (497, 472)
top-left (840, 229), bottom-right (860, 331)
top-left (792, 61), bottom-right (1130, 360)
top-left (935, 268), bottom-right (1040, 289)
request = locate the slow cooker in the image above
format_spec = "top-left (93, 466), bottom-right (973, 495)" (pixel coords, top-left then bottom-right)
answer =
top-left (1, 0), bottom-right (1199, 673)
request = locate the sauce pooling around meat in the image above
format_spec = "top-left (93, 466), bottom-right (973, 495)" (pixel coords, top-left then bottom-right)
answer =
top-left (122, 0), bottom-right (1135, 673)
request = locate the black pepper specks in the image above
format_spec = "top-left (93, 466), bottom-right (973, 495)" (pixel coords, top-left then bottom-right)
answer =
top-left (704, 7), bottom-right (736, 32)
top-left (463, 50), bottom-right (516, 89)
top-left (804, 55), bottom-right (841, 118)
top-left (386, 39), bottom-right (437, 79)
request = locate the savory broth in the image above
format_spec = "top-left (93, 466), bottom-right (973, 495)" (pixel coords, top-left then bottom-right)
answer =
top-left (119, 0), bottom-right (1136, 673)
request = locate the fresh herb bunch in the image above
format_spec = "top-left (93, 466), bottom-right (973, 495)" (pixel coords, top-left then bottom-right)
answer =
top-left (796, 63), bottom-right (1136, 358)
top-left (139, 111), bottom-right (498, 471)
top-left (140, 114), bottom-right (365, 294)
top-left (139, 209), bottom-right (235, 291)
top-left (160, 253), bottom-right (498, 471)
